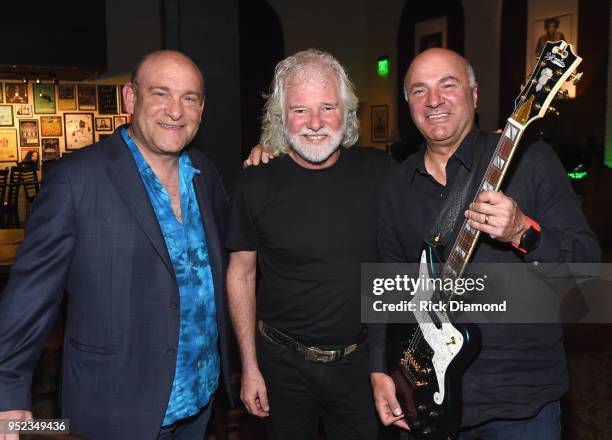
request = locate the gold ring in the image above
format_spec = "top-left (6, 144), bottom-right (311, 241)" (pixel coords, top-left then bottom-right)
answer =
top-left (484, 215), bottom-right (489, 224)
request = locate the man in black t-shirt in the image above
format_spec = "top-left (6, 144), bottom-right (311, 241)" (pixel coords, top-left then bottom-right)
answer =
top-left (226, 49), bottom-right (391, 439)
top-left (370, 48), bottom-right (600, 439)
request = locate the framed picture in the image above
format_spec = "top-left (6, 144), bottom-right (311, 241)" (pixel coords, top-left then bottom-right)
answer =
top-left (42, 138), bottom-right (61, 161)
top-left (64, 113), bottom-right (94, 150)
top-left (371, 105), bottom-right (388, 143)
top-left (0, 82), bottom-right (3, 103)
top-left (114, 115), bottom-right (128, 128)
top-left (58, 83), bottom-right (77, 110)
top-left (95, 117), bottom-right (113, 132)
top-left (5, 83), bottom-right (28, 104)
top-left (77, 84), bottom-right (97, 110)
top-left (20, 147), bottom-right (40, 169)
top-left (0, 129), bottom-right (18, 162)
top-left (0, 105), bottom-right (13, 127)
top-left (97, 85), bottom-right (118, 114)
top-left (40, 116), bottom-right (63, 136)
top-left (15, 104), bottom-right (31, 117)
top-left (415, 16), bottom-right (447, 54)
top-left (18, 119), bottom-right (40, 147)
top-left (33, 83), bottom-right (56, 114)
top-left (527, 13), bottom-right (578, 98)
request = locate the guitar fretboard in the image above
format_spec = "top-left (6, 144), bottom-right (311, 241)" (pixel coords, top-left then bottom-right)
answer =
top-left (441, 120), bottom-right (525, 283)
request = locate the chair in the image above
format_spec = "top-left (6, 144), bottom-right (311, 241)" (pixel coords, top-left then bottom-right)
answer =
top-left (6, 167), bottom-right (21, 228)
top-left (0, 168), bottom-right (8, 228)
top-left (6, 164), bottom-right (40, 228)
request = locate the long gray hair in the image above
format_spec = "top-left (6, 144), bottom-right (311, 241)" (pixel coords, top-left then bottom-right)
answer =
top-left (260, 49), bottom-right (360, 156)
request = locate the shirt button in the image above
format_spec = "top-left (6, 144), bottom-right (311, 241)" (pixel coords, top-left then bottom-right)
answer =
top-left (166, 348), bottom-right (176, 356)
top-left (169, 302), bottom-right (178, 310)
top-left (197, 361), bottom-right (202, 367)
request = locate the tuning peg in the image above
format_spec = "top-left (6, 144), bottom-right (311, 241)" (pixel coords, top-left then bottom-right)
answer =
top-left (547, 106), bottom-right (559, 116)
top-left (556, 89), bottom-right (569, 99)
top-left (554, 69), bottom-right (563, 77)
top-left (569, 72), bottom-right (583, 85)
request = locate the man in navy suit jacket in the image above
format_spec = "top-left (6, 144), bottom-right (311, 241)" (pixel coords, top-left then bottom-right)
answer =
top-left (0, 50), bottom-right (232, 439)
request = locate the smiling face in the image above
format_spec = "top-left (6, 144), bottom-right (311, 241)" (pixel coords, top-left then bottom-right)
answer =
top-left (283, 70), bottom-right (344, 167)
top-left (122, 51), bottom-right (204, 160)
top-left (404, 48), bottom-right (477, 153)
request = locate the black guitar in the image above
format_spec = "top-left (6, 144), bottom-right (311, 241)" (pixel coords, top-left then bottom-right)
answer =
top-left (389, 40), bottom-right (583, 440)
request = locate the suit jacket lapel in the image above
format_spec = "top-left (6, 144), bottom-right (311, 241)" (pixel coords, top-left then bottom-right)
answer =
top-left (104, 132), bottom-right (175, 275)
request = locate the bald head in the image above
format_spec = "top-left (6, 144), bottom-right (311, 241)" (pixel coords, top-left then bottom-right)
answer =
top-left (404, 48), bottom-right (475, 101)
top-left (132, 50), bottom-right (205, 96)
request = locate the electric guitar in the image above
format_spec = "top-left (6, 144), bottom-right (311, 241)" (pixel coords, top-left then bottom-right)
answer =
top-left (389, 40), bottom-right (583, 440)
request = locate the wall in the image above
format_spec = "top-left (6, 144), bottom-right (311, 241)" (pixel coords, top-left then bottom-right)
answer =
top-left (0, 80), bottom-right (130, 167)
top-left (461, 0), bottom-right (503, 131)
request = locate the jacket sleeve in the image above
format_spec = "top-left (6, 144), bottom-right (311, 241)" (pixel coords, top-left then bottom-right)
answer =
top-left (0, 162), bottom-right (77, 410)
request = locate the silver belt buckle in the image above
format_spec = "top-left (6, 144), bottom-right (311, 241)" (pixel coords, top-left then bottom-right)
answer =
top-left (304, 346), bottom-right (337, 363)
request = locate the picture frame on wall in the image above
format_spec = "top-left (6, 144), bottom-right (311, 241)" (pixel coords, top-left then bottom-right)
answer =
top-left (527, 13), bottom-right (578, 98)
top-left (414, 16), bottom-right (447, 54)
top-left (18, 119), bottom-right (40, 147)
top-left (371, 105), bottom-right (388, 143)
top-left (33, 83), bottom-right (56, 114)
top-left (95, 117), bottom-right (113, 132)
top-left (64, 113), bottom-right (94, 150)
top-left (58, 83), bottom-right (77, 110)
top-left (114, 115), bottom-right (128, 128)
top-left (5, 83), bottom-right (28, 104)
top-left (15, 104), bottom-right (31, 117)
top-left (0, 105), bottom-right (14, 127)
top-left (40, 116), bottom-right (63, 137)
top-left (0, 129), bottom-right (18, 162)
top-left (77, 84), bottom-right (97, 110)
top-left (20, 147), bottom-right (40, 169)
top-left (42, 138), bottom-right (61, 161)
top-left (97, 85), bottom-right (118, 114)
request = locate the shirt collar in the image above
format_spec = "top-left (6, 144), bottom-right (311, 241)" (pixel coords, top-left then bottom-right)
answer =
top-left (121, 127), bottom-right (200, 176)
top-left (405, 126), bottom-right (479, 182)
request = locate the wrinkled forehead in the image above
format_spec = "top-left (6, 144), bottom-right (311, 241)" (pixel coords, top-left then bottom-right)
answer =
top-left (138, 53), bottom-right (204, 93)
top-left (406, 53), bottom-right (467, 88)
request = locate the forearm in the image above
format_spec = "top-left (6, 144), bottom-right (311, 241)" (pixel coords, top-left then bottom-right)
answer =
top-left (227, 252), bottom-right (258, 371)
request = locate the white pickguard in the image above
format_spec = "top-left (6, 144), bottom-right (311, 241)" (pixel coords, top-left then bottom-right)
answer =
top-left (411, 250), bottom-right (464, 406)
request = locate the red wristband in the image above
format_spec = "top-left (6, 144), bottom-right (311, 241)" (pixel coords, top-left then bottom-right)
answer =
top-left (512, 216), bottom-right (541, 253)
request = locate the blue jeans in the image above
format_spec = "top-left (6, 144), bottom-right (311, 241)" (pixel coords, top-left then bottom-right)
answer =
top-left (457, 400), bottom-right (561, 440)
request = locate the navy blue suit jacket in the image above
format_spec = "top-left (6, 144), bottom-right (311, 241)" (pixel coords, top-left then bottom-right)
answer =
top-left (0, 129), bottom-right (232, 439)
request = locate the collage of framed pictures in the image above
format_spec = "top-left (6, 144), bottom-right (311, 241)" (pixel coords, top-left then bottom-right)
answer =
top-left (0, 78), bottom-right (129, 162)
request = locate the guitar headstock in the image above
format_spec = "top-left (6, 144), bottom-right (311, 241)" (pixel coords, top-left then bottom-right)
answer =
top-left (512, 40), bottom-right (582, 127)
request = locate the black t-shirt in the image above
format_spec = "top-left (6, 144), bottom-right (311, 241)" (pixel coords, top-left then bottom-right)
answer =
top-left (227, 147), bottom-right (394, 345)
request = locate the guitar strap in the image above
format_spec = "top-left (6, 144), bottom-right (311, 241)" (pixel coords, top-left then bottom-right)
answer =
top-left (425, 130), bottom-right (490, 248)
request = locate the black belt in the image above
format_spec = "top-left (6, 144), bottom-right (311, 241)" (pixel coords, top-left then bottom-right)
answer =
top-left (257, 321), bottom-right (366, 363)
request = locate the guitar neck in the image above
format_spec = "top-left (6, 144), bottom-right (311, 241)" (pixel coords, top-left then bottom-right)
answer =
top-left (442, 120), bottom-right (526, 280)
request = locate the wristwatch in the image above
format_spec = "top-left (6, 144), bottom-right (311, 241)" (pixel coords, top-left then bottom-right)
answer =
top-left (512, 216), bottom-right (541, 254)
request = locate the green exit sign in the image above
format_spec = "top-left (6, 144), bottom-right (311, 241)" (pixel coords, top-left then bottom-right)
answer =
top-left (377, 56), bottom-right (389, 78)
